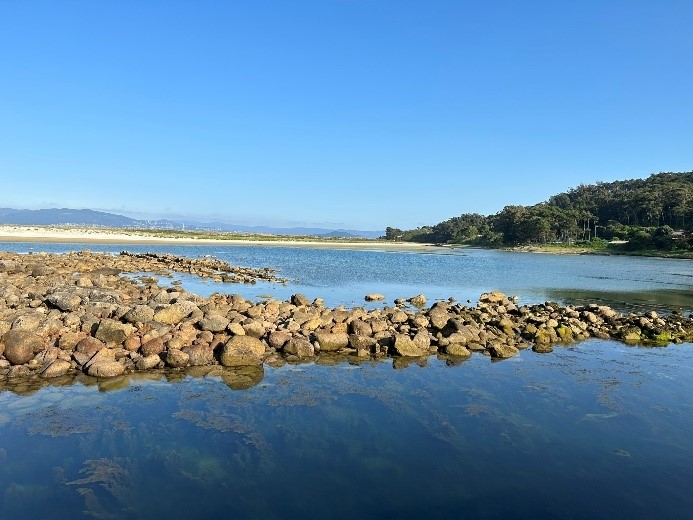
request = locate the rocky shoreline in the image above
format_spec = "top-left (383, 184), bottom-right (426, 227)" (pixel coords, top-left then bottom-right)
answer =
top-left (1, 251), bottom-right (692, 393)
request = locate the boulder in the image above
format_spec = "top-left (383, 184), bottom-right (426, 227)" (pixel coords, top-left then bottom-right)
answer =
top-left (1, 330), bottom-right (43, 365)
top-left (268, 330), bottom-right (291, 350)
top-left (283, 337), bottom-right (314, 358)
top-left (153, 302), bottom-right (198, 325)
top-left (87, 361), bottom-right (125, 378)
top-left (393, 334), bottom-right (428, 357)
top-left (445, 344), bottom-right (471, 357)
top-left (198, 313), bottom-right (230, 332)
top-left (136, 354), bottom-right (161, 370)
top-left (314, 331), bottom-right (349, 352)
top-left (95, 319), bottom-right (134, 345)
top-left (182, 345), bottom-right (214, 366)
top-left (487, 341), bottom-right (519, 359)
top-left (75, 336), bottom-right (106, 357)
top-left (140, 338), bottom-right (165, 357)
top-left (365, 294), bottom-right (385, 302)
top-left (123, 305), bottom-right (155, 324)
top-left (408, 294), bottom-right (427, 307)
top-left (428, 308), bottom-right (450, 329)
top-left (220, 336), bottom-right (265, 366)
top-left (166, 349), bottom-right (190, 368)
top-left (40, 359), bottom-right (72, 378)
top-left (291, 293), bottom-right (311, 306)
top-left (45, 291), bottom-right (82, 311)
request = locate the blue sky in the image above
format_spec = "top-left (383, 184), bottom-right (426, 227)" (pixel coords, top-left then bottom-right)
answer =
top-left (1, 1), bottom-right (691, 231)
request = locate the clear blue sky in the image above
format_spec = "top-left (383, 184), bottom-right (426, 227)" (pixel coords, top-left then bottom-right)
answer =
top-left (1, 0), bottom-right (691, 231)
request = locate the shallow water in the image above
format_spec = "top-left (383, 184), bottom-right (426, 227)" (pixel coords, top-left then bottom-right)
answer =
top-left (2, 242), bottom-right (691, 313)
top-left (1, 243), bottom-right (691, 518)
top-left (0, 341), bottom-right (691, 519)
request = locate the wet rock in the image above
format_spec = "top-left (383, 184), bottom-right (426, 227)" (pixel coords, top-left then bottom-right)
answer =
top-left (408, 294), bottom-right (427, 307)
top-left (532, 343), bottom-right (554, 353)
top-left (182, 345), bottom-right (214, 366)
top-left (136, 354), bottom-right (161, 370)
top-left (283, 337), bottom-right (314, 358)
top-left (428, 307), bottom-right (450, 329)
top-left (166, 349), bottom-right (190, 368)
top-left (487, 341), bottom-right (519, 359)
top-left (40, 359), bottom-right (72, 378)
top-left (220, 336), bottom-right (265, 366)
top-left (393, 334), bottom-right (428, 357)
top-left (87, 361), bottom-right (125, 378)
top-left (445, 344), bottom-right (471, 357)
top-left (365, 293), bottom-right (385, 302)
top-left (1, 330), bottom-right (43, 365)
top-left (314, 331), bottom-right (349, 352)
top-left (268, 330), bottom-right (291, 350)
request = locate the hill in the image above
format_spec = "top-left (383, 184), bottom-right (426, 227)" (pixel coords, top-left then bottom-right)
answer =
top-left (385, 171), bottom-right (693, 252)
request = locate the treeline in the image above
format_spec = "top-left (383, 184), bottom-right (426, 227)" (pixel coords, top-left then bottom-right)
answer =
top-left (384, 172), bottom-right (693, 251)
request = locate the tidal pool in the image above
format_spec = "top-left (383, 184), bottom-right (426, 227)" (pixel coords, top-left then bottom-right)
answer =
top-left (1, 340), bottom-right (691, 519)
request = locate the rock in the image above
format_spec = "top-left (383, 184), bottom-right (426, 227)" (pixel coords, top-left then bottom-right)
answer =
top-left (408, 294), bottom-right (427, 307)
top-left (87, 361), bottom-right (125, 378)
top-left (268, 330), bottom-right (291, 350)
top-left (487, 341), bottom-right (519, 359)
top-left (198, 313), bottom-right (230, 332)
top-left (314, 331), bottom-right (349, 352)
top-left (58, 331), bottom-right (85, 351)
top-left (136, 354), bottom-right (161, 370)
top-left (291, 293), bottom-right (311, 306)
top-left (620, 326), bottom-right (642, 343)
top-left (393, 334), bottom-right (428, 357)
top-left (480, 291), bottom-right (509, 304)
top-left (532, 343), bottom-right (553, 353)
top-left (390, 310), bottom-right (409, 323)
top-left (166, 349), bottom-right (190, 368)
top-left (95, 319), bottom-right (134, 345)
top-left (11, 313), bottom-right (43, 331)
top-left (75, 336), bottom-right (106, 357)
top-left (365, 293), bottom-right (385, 302)
top-left (348, 334), bottom-right (377, 351)
top-left (34, 348), bottom-right (59, 365)
top-left (283, 337), bottom-right (314, 358)
top-left (84, 348), bottom-right (116, 370)
top-left (349, 320), bottom-right (373, 336)
top-left (534, 329), bottom-right (552, 345)
top-left (140, 338), bottom-right (165, 357)
top-left (182, 345), bottom-right (214, 366)
top-left (445, 344), bottom-right (471, 357)
top-left (226, 322), bottom-right (245, 336)
top-left (123, 305), bottom-right (155, 324)
top-left (220, 336), bottom-right (265, 366)
top-left (45, 291), bottom-right (82, 311)
top-left (428, 308), bottom-right (450, 329)
top-left (153, 302), bottom-right (198, 325)
top-left (556, 325), bottom-right (573, 342)
top-left (1, 330), bottom-right (43, 365)
top-left (243, 321), bottom-right (265, 338)
top-left (40, 359), bottom-right (72, 378)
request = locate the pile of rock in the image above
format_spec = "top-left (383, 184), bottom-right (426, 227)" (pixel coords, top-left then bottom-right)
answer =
top-left (1, 252), bottom-right (691, 382)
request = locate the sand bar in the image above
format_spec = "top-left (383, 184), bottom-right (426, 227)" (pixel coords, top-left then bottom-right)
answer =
top-left (0, 225), bottom-right (439, 252)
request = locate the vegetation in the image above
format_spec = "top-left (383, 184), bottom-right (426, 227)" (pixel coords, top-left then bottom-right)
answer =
top-left (384, 172), bottom-right (693, 254)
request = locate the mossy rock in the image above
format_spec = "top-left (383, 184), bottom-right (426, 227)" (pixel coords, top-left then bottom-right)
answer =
top-left (556, 325), bottom-right (573, 342)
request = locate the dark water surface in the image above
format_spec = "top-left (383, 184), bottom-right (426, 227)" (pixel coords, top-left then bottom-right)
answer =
top-left (1, 243), bottom-right (691, 518)
top-left (0, 341), bottom-right (691, 519)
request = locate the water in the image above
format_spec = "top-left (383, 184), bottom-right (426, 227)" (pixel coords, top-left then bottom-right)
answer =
top-left (2, 242), bottom-right (691, 313)
top-left (1, 242), bottom-right (692, 518)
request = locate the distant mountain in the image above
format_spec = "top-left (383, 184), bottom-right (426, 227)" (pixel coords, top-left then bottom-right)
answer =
top-left (0, 208), bottom-right (382, 239)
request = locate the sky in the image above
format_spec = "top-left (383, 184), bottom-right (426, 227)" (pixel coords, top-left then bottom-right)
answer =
top-left (1, 0), bottom-right (692, 231)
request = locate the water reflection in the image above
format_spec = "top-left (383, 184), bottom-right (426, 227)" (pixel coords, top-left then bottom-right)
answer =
top-left (0, 340), bottom-right (691, 519)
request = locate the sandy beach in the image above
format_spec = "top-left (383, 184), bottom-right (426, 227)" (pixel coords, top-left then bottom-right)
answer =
top-left (0, 225), bottom-right (438, 252)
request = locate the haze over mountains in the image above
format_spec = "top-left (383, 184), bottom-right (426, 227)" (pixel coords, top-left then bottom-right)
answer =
top-left (0, 208), bottom-right (382, 239)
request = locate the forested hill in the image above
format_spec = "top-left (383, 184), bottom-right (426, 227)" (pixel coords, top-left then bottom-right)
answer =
top-left (385, 172), bottom-right (693, 251)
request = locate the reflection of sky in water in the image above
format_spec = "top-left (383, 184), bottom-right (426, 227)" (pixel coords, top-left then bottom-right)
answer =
top-left (0, 340), bottom-right (691, 519)
top-left (3, 242), bottom-right (691, 312)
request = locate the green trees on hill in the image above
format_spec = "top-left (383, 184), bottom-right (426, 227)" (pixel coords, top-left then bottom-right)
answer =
top-left (385, 172), bottom-right (693, 251)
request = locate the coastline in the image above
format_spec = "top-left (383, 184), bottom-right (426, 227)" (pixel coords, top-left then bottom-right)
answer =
top-left (0, 225), bottom-right (439, 252)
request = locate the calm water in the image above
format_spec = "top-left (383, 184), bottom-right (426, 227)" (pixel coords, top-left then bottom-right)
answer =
top-left (1, 243), bottom-right (692, 518)
top-left (2, 242), bottom-right (692, 312)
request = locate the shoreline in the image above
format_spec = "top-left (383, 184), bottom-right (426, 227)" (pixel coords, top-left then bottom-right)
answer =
top-left (0, 225), bottom-right (439, 252)
top-left (1, 250), bottom-right (691, 391)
